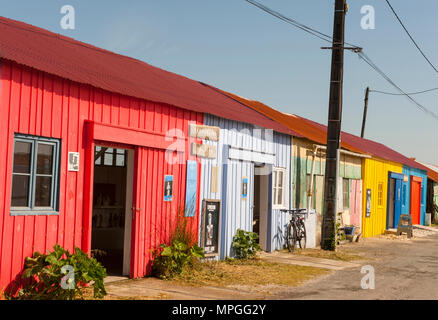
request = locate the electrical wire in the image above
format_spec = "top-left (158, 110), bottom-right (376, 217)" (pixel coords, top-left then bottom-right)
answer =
top-left (384, 0), bottom-right (438, 74)
top-left (243, 0), bottom-right (438, 120)
top-left (370, 87), bottom-right (438, 96)
top-left (358, 52), bottom-right (438, 119)
top-left (244, 0), bottom-right (333, 44)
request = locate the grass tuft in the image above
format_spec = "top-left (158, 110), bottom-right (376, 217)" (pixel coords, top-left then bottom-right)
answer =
top-left (170, 257), bottom-right (329, 288)
top-left (289, 248), bottom-right (365, 261)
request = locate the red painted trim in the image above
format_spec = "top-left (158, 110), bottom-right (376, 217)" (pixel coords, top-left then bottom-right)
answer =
top-left (81, 124), bottom-right (94, 255)
top-left (86, 120), bottom-right (186, 151)
top-left (94, 140), bottom-right (135, 150)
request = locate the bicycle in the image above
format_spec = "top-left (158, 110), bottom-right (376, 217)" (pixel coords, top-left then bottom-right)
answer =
top-left (280, 208), bottom-right (308, 253)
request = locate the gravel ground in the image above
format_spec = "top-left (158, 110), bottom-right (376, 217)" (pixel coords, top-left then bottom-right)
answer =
top-left (274, 231), bottom-right (438, 300)
top-left (377, 225), bottom-right (438, 241)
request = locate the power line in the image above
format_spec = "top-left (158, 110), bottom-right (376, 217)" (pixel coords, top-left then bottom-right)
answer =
top-left (244, 0), bottom-right (333, 44)
top-left (243, 0), bottom-right (438, 120)
top-left (358, 52), bottom-right (438, 119)
top-left (370, 87), bottom-right (438, 96)
top-left (384, 0), bottom-right (438, 74)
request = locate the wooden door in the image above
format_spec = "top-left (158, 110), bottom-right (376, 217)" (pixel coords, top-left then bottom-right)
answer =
top-left (410, 179), bottom-right (421, 225)
top-left (349, 180), bottom-right (362, 227)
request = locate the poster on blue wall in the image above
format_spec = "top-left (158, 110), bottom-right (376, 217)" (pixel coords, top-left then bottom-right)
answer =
top-left (242, 177), bottom-right (248, 199)
top-left (185, 160), bottom-right (198, 217)
top-left (164, 175), bottom-right (173, 201)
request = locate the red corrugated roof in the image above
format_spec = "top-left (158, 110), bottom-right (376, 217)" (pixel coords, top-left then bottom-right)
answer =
top-left (299, 116), bottom-right (428, 171)
top-left (416, 162), bottom-right (438, 182)
top-left (220, 90), bottom-right (428, 172)
top-left (0, 16), bottom-right (296, 136)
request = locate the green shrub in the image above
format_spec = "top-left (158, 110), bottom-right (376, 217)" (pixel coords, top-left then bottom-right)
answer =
top-left (8, 244), bottom-right (107, 300)
top-left (152, 241), bottom-right (205, 279)
top-left (152, 206), bottom-right (205, 279)
top-left (232, 229), bottom-right (260, 259)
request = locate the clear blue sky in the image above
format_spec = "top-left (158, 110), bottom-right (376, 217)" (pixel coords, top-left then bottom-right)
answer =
top-left (1, 0), bottom-right (437, 164)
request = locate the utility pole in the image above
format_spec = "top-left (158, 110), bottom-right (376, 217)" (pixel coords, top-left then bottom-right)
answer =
top-left (361, 87), bottom-right (370, 138)
top-left (321, 0), bottom-right (347, 251)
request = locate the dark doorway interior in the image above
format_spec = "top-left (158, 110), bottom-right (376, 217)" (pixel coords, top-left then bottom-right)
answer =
top-left (253, 165), bottom-right (269, 251)
top-left (388, 178), bottom-right (395, 228)
top-left (91, 146), bottom-right (127, 276)
top-left (253, 174), bottom-right (261, 237)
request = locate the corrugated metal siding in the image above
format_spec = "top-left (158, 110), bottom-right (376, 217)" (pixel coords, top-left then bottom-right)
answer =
top-left (362, 158), bottom-right (403, 237)
top-left (270, 133), bottom-right (292, 251)
top-left (200, 114), bottom-right (291, 258)
top-left (0, 60), bottom-right (202, 290)
top-left (402, 166), bottom-right (428, 226)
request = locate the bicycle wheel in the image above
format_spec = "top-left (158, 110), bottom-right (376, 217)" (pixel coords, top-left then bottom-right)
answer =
top-left (286, 222), bottom-right (297, 252)
top-left (297, 221), bottom-right (306, 249)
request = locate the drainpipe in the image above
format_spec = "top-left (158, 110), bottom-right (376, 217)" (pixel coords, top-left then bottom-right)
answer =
top-left (307, 145), bottom-right (320, 211)
top-left (290, 136), bottom-right (293, 209)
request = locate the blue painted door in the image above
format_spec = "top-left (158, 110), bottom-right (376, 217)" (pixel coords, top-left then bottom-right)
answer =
top-left (388, 172), bottom-right (403, 229)
top-left (393, 178), bottom-right (402, 227)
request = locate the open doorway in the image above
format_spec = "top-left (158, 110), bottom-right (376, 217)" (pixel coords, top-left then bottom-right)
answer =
top-left (387, 172), bottom-right (403, 229)
top-left (91, 146), bottom-right (133, 276)
top-left (253, 164), bottom-right (269, 251)
top-left (388, 178), bottom-right (396, 228)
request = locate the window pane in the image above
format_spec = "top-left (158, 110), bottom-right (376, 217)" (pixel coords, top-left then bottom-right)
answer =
top-left (11, 174), bottom-right (30, 206)
top-left (277, 187), bottom-right (283, 205)
top-left (104, 152), bottom-right (113, 166)
top-left (37, 144), bottom-right (53, 175)
top-left (273, 171), bottom-right (277, 188)
top-left (13, 141), bottom-right (32, 174)
top-left (278, 171), bottom-right (283, 188)
top-left (35, 176), bottom-right (52, 207)
top-left (116, 154), bottom-right (125, 166)
top-left (343, 179), bottom-right (349, 209)
top-left (273, 188), bottom-right (277, 205)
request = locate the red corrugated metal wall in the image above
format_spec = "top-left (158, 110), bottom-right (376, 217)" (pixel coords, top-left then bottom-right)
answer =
top-left (0, 60), bottom-right (202, 292)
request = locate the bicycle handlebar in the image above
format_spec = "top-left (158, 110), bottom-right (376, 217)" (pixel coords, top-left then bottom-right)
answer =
top-left (280, 208), bottom-right (308, 216)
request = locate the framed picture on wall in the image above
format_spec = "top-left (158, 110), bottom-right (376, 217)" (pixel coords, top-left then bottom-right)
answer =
top-left (164, 175), bottom-right (173, 201)
top-left (200, 199), bottom-right (221, 256)
top-left (242, 177), bottom-right (248, 199)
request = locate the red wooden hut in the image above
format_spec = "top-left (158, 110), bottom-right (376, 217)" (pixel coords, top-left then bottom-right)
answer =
top-left (0, 16), bottom-right (293, 292)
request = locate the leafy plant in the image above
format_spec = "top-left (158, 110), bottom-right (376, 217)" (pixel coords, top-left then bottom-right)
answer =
top-left (152, 241), bottom-right (205, 279)
top-left (232, 229), bottom-right (260, 259)
top-left (152, 206), bottom-right (205, 279)
top-left (8, 244), bottom-right (107, 300)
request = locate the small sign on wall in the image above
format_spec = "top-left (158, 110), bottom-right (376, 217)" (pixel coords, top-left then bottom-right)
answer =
top-left (200, 199), bottom-right (221, 255)
top-left (189, 124), bottom-right (220, 141)
top-left (68, 152), bottom-right (79, 171)
top-left (191, 143), bottom-right (217, 159)
top-left (164, 175), bottom-right (173, 201)
top-left (242, 177), bottom-right (248, 199)
top-left (366, 188), bottom-right (371, 217)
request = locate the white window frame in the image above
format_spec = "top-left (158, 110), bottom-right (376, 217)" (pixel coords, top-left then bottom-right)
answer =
top-left (272, 167), bottom-right (287, 209)
top-left (11, 134), bottom-right (61, 216)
